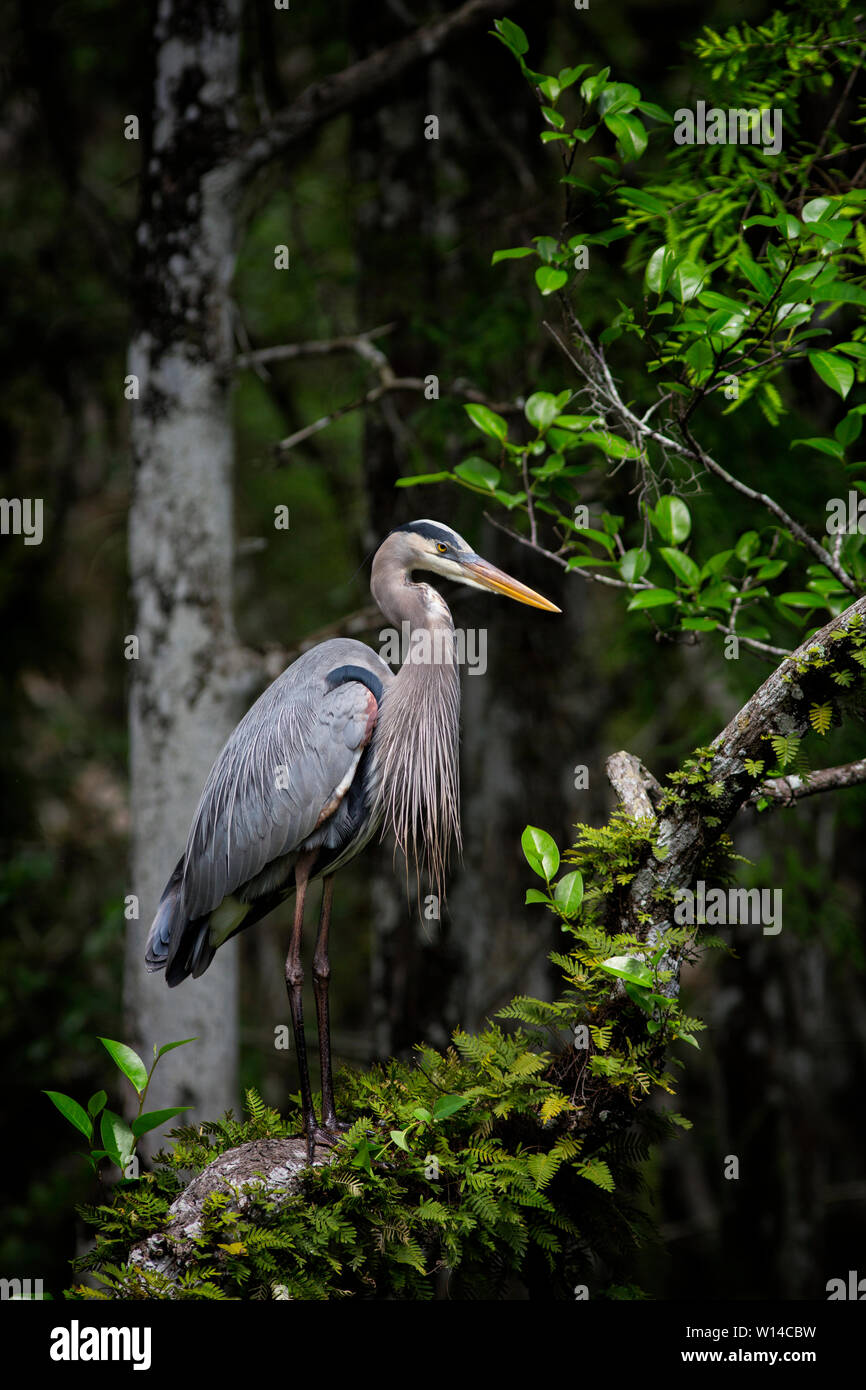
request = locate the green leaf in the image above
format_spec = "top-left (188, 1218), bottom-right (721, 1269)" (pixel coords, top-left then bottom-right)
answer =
top-left (658, 547), bottom-right (701, 589)
top-left (802, 197), bottom-right (832, 224)
top-left (651, 495), bottom-right (691, 543)
top-left (627, 588), bottom-right (678, 610)
top-left (754, 559), bottom-right (787, 581)
top-left (454, 457), bottom-right (501, 491)
top-left (645, 246), bottom-right (675, 294)
top-left (583, 431), bottom-right (640, 460)
top-left (735, 531), bottom-right (760, 562)
top-left (735, 253), bottom-right (773, 300)
top-left (524, 392), bottom-right (560, 432)
top-left (619, 548), bottom-right (650, 582)
top-left (395, 472), bottom-right (451, 487)
top-left (701, 583), bottom-right (736, 611)
top-left (590, 155), bottom-right (620, 176)
top-left (808, 351), bottom-right (855, 400)
top-left (531, 453), bottom-right (565, 479)
top-left (779, 592), bottom-right (821, 608)
top-left (390, 1129), bottom-right (410, 1152)
top-left (539, 77), bottom-right (561, 103)
top-left (533, 236), bottom-right (559, 263)
top-left (599, 955), bottom-right (653, 987)
top-left (541, 105), bottom-right (565, 129)
top-left (464, 403), bottom-right (508, 443)
top-left (669, 259), bottom-right (705, 303)
top-left (598, 82), bottom-right (641, 116)
top-left (521, 825), bottom-right (560, 880)
top-left (535, 266), bottom-right (568, 296)
top-left (432, 1094), bottom-right (470, 1121)
top-left (636, 100), bottom-right (672, 124)
top-left (491, 247), bottom-right (534, 265)
top-left (705, 309), bottom-right (745, 345)
top-left (573, 526), bottom-right (615, 552)
top-left (44, 1091), bottom-right (92, 1141)
top-left (98, 1038), bottom-right (148, 1094)
top-left (701, 549), bottom-right (733, 579)
top-left (836, 412), bottom-right (863, 449)
top-left (493, 488), bottom-right (527, 510)
top-left (791, 437), bottom-right (845, 460)
top-left (554, 871), bottom-right (584, 917)
top-left (100, 1110), bottom-right (136, 1171)
top-left (580, 68), bottom-right (611, 105)
top-left (812, 280), bottom-right (866, 307)
top-left (525, 888), bottom-right (551, 906)
top-left (578, 1158), bottom-right (615, 1192)
top-left (155, 1037), bottom-right (198, 1059)
top-left (809, 702), bottom-right (833, 735)
top-left (604, 112), bottom-right (647, 161)
top-left (558, 65), bottom-right (589, 91)
top-left (619, 188), bottom-right (665, 215)
top-left (493, 17), bottom-right (529, 55)
top-left (87, 1090), bottom-right (107, 1118)
top-left (131, 1106), bottom-right (190, 1138)
top-left (350, 1137), bottom-right (374, 1175)
top-left (623, 982), bottom-right (670, 1011)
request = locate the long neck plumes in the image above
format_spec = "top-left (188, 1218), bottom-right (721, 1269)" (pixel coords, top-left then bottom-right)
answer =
top-left (370, 565), bottom-right (462, 901)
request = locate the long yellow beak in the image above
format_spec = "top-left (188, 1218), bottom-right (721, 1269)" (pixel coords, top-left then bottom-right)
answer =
top-left (460, 556), bottom-right (561, 612)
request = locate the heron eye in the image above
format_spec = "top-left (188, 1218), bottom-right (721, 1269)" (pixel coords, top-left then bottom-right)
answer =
top-left (437, 543), bottom-right (448, 554)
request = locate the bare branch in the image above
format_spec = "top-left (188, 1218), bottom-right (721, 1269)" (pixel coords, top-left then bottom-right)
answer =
top-left (229, 0), bottom-right (517, 185)
top-left (751, 757), bottom-right (866, 808)
top-left (235, 325), bottom-right (396, 371)
top-left (276, 378), bottom-right (424, 452)
top-left (606, 751), bottom-right (662, 818)
top-left (483, 512), bottom-right (641, 590)
top-left (274, 351), bottom-right (521, 455)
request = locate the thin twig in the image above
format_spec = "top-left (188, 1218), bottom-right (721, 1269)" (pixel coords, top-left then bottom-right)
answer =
top-left (236, 324), bottom-right (396, 370)
top-left (751, 758), bottom-right (866, 808)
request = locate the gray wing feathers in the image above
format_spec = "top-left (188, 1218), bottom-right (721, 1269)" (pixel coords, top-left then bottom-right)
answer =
top-left (178, 642), bottom-right (389, 921)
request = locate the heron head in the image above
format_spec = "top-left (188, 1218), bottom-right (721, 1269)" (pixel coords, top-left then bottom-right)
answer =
top-left (385, 519), bottom-right (561, 613)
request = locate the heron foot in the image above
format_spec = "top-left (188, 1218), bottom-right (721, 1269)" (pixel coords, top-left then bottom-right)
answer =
top-left (304, 1121), bottom-right (351, 1164)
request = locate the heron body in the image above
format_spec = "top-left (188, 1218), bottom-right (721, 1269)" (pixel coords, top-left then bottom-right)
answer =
top-left (145, 519), bottom-right (559, 1147)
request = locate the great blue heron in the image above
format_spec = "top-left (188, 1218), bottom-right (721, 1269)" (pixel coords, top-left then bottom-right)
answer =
top-left (145, 520), bottom-right (559, 1148)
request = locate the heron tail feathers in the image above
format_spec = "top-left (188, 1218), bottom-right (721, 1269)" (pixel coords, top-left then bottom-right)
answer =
top-left (145, 859), bottom-right (216, 986)
top-left (144, 858), bottom-right (184, 974)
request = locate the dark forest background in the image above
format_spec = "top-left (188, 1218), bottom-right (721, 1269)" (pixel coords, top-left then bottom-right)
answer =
top-left (1, 0), bottom-right (864, 1300)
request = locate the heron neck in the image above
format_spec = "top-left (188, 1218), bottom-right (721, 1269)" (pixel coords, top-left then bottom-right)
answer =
top-left (371, 583), bottom-right (462, 898)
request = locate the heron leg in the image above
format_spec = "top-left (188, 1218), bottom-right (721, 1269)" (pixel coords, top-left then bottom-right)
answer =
top-left (285, 849), bottom-right (318, 1142)
top-left (312, 875), bottom-right (338, 1130)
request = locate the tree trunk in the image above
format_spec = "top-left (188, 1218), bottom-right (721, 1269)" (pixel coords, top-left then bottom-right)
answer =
top-left (124, 0), bottom-right (244, 1143)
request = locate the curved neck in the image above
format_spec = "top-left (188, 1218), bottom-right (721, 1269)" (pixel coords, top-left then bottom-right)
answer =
top-left (371, 551), bottom-right (454, 635)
